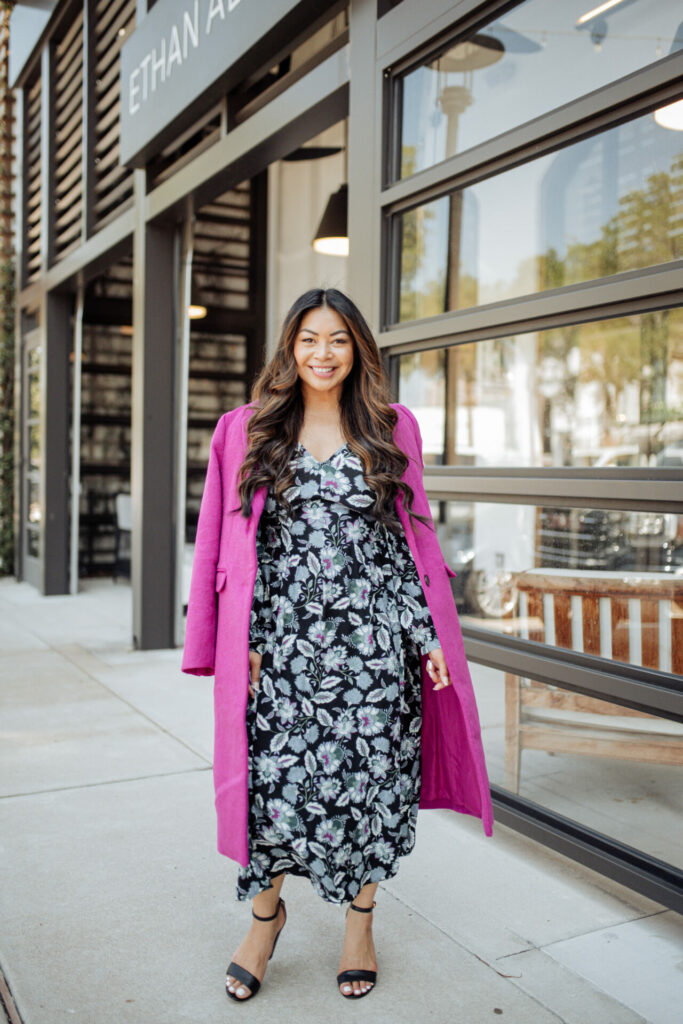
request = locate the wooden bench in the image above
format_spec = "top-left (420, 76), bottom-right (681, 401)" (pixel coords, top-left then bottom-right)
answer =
top-left (503, 569), bottom-right (683, 792)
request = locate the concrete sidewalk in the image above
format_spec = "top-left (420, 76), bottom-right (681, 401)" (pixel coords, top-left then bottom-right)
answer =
top-left (0, 577), bottom-right (680, 1024)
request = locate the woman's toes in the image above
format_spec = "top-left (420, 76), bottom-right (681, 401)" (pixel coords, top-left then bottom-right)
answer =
top-left (341, 982), bottom-right (352, 995)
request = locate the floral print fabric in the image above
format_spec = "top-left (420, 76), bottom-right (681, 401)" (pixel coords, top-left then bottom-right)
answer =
top-left (235, 441), bottom-right (440, 904)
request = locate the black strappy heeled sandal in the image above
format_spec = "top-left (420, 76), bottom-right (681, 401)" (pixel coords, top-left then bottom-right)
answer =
top-left (226, 896), bottom-right (287, 1001)
top-left (337, 899), bottom-right (377, 999)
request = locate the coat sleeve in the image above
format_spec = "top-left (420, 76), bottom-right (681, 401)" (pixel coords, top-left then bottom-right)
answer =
top-left (181, 414), bottom-right (227, 675)
top-left (397, 404), bottom-right (436, 525)
top-left (397, 404), bottom-right (454, 568)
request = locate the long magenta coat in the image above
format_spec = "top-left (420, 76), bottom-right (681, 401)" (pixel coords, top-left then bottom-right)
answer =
top-left (182, 402), bottom-right (494, 865)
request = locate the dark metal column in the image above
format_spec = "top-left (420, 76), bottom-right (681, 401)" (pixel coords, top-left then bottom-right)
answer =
top-left (248, 170), bottom-right (268, 388)
top-left (347, 0), bottom-right (380, 329)
top-left (131, 170), bottom-right (177, 649)
top-left (41, 290), bottom-right (71, 595)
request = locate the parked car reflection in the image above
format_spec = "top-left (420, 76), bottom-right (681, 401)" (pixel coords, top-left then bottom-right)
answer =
top-left (434, 500), bottom-right (682, 618)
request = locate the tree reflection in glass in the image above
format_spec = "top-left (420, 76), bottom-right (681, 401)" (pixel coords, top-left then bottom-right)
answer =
top-left (398, 309), bottom-right (683, 469)
top-left (397, 113), bottom-right (682, 323)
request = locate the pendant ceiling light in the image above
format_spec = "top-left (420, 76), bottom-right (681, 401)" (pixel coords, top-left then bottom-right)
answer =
top-left (188, 304), bottom-right (208, 319)
top-left (312, 120), bottom-right (349, 257)
top-left (312, 184), bottom-right (348, 256)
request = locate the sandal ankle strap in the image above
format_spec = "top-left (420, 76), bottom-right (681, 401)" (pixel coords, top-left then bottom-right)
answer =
top-left (349, 900), bottom-right (376, 913)
top-left (252, 896), bottom-right (284, 921)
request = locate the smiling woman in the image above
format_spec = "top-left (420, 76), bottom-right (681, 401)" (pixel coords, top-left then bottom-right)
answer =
top-left (182, 287), bottom-right (493, 1003)
top-left (293, 305), bottom-right (355, 461)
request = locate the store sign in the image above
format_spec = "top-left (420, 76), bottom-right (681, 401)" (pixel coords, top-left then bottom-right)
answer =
top-left (120, 0), bottom-right (325, 166)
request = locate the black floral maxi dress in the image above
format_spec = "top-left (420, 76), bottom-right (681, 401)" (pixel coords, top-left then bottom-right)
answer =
top-left (235, 441), bottom-right (440, 904)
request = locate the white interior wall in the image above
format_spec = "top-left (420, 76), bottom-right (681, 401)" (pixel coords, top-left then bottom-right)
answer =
top-left (266, 123), bottom-right (348, 358)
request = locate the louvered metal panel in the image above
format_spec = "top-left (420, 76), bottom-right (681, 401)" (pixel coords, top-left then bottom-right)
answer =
top-left (147, 104), bottom-right (222, 188)
top-left (53, 4), bottom-right (84, 261)
top-left (92, 0), bottom-right (135, 230)
top-left (79, 255), bottom-right (133, 576)
top-left (24, 73), bottom-right (42, 283)
top-left (192, 184), bottom-right (252, 312)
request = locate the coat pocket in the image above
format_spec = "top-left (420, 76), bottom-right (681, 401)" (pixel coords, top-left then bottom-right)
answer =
top-left (215, 568), bottom-right (228, 592)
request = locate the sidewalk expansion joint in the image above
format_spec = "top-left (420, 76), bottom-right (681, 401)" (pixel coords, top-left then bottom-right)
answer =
top-left (533, 907), bottom-right (669, 954)
top-left (55, 644), bottom-right (212, 766)
top-left (0, 765), bottom-right (212, 801)
top-left (378, 888), bottom-right (568, 1021)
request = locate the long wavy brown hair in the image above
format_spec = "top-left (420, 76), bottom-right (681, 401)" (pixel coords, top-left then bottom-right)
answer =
top-left (237, 288), bottom-right (433, 533)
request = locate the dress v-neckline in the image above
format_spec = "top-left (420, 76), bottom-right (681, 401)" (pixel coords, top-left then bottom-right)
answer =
top-left (297, 440), bottom-right (349, 465)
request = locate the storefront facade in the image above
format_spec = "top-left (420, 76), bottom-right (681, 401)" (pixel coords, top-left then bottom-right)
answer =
top-left (10, 0), bottom-right (683, 909)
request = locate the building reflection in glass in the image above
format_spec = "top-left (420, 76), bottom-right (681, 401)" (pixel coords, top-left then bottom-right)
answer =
top-left (399, 0), bottom-right (682, 179)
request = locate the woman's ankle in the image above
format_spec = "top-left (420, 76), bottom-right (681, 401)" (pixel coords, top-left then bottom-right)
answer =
top-left (252, 890), bottom-right (281, 919)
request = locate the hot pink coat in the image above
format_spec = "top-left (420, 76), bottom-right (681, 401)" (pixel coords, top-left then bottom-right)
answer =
top-left (182, 402), bottom-right (494, 865)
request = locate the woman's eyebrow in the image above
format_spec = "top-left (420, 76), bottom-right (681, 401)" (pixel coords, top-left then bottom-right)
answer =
top-left (298, 328), bottom-right (349, 336)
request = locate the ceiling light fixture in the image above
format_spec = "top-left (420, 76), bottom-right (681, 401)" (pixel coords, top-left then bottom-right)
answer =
top-left (577, 0), bottom-right (627, 26)
top-left (312, 120), bottom-right (349, 257)
top-left (188, 304), bottom-right (208, 319)
top-left (312, 184), bottom-right (349, 256)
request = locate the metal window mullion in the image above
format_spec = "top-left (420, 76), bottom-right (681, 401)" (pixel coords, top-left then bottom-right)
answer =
top-left (174, 205), bottom-right (193, 648)
top-left (463, 629), bottom-right (682, 717)
top-left (378, 262), bottom-right (683, 345)
top-left (41, 45), bottom-right (54, 271)
top-left (382, 54), bottom-right (403, 189)
top-left (377, 0), bottom-right (514, 65)
top-left (69, 283), bottom-right (83, 595)
top-left (491, 788), bottom-right (683, 914)
top-left (422, 473), bottom-right (682, 513)
top-left (83, 0), bottom-right (94, 239)
top-left (19, 83), bottom-right (29, 288)
top-left (348, 0), bottom-right (381, 325)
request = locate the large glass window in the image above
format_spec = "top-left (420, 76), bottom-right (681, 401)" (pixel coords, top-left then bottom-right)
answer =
top-left (430, 498), bottom-right (682, 676)
top-left (472, 663), bottom-right (683, 869)
top-left (396, 110), bottom-right (682, 322)
top-left (397, 0), bottom-right (682, 180)
top-left (397, 309), bottom-right (683, 468)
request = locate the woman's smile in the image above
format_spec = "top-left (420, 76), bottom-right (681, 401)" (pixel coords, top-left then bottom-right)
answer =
top-left (294, 306), bottom-right (355, 396)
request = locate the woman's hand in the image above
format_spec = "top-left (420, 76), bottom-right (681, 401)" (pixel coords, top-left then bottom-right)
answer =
top-left (426, 648), bottom-right (452, 690)
top-left (248, 649), bottom-right (262, 698)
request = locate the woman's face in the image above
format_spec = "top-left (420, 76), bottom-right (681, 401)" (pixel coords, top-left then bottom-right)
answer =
top-left (293, 306), bottom-right (354, 400)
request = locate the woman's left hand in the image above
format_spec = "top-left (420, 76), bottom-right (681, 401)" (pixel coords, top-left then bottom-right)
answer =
top-left (426, 648), bottom-right (452, 690)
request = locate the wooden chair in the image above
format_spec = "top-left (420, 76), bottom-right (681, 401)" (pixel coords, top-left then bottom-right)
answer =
top-left (503, 569), bottom-right (683, 792)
